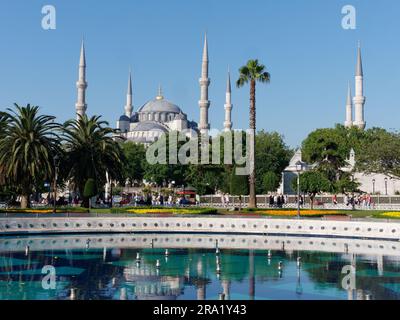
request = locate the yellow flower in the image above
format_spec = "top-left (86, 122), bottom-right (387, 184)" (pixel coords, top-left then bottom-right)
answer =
top-left (381, 212), bottom-right (400, 218)
top-left (126, 209), bottom-right (205, 214)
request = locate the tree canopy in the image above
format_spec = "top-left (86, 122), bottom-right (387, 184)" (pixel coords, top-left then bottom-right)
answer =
top-left (356, 128), bottom-right (400, 178)
top-left (0, 104), bottom-right (62, 208)
top-left (61, 114), bottom-right (125, 207)
top-left (301, 124), bottom-right (399, 194)
top-left (121, 141), bottom-right (146, 185)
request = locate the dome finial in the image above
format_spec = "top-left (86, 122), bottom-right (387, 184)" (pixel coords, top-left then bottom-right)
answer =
top-left (156, 84), bottom-right (163, 100)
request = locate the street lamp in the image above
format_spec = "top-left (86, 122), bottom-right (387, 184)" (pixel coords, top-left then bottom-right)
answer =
top-left (372, 179), bottom-right (376, 194)
top-left (295, 161), bottom-right (304, 219)
top-left (53, 154), bottom-right (59, 214)
top-left (385, 177), bottom-right (388, 195)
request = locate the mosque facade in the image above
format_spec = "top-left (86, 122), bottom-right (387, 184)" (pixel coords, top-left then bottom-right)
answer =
top-left (73, 34), bottom-right (233, 146)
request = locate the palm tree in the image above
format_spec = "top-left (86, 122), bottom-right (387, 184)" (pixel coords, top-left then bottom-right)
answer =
top-left (0, 104), bottom-right (61, 208)
top-left (237, 59), bottom-right (271, 208)
top-left (62, 114), bottom-right (125, 208)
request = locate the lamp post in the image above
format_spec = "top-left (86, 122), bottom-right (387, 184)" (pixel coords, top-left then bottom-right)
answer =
top-left (372, 179), bottom-right (376, 195)
top-left (295, 161), bottom-right (304, 219)
top-left (53, 154), bottom-right (59, 214)
top-left (385, 177), bottom-right (388, 195)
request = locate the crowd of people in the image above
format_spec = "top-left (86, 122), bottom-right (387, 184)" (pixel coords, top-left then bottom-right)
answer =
top-left (269, 194), bottom-right (289, 208)
top-left (115, 192), bottom-right (200, 207)
top-left (343, 193), bottom-right (374, 210)
top-left (23, 190), bottom-right (200, 208)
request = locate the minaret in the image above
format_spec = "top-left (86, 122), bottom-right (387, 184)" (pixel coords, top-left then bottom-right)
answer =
top-left (124, 70), bottom-right (133, 117)
top-left (344, 82), bottom-right (353, 128)
top-left (198, 33), bottom-right (210, 135)
top-left (353, 43), bottom-right (366, 130)
top-left (223, 69), bottom-right (233, 131)
top-left (75, 40), bottom-right (88, 120)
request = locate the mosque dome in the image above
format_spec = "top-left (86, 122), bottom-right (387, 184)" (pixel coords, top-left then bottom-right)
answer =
top-left (132, 121), bottom-right (169, 133)
top-left (138, 90), bottom-right (182, 114)
top-left (119, 115), bottom-right (130, 122)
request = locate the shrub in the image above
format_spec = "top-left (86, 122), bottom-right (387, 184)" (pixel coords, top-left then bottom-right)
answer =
top-left (84, 178), bottom-right (98, 198)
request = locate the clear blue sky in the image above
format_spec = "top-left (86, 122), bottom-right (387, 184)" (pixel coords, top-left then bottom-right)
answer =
top-left (0, 0), bottom-right (399, 147)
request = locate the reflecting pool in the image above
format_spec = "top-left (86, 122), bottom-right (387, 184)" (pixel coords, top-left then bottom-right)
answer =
top-left (0, 233), bottom-right (400, 300)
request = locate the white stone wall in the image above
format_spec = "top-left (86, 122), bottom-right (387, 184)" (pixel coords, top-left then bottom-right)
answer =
top-left (354, 172), bottom-right (400, 195)
top-left (1, 216), bottom-right (400, 241)
top-left (166, 119), bottom-right (187, 132)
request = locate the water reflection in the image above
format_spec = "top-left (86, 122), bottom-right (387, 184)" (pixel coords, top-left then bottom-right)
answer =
top-left (0, 233), bottom-right (400, 300)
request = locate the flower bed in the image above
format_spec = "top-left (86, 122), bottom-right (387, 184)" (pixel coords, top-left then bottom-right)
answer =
top-left (0, 207), bottom-right (89, 214)
top-left (379, 212), bottom-right (400, 219)
top-left (112, 207), bottom-right (218, 215)
top-left (254, 210), bottom-right (345, 217)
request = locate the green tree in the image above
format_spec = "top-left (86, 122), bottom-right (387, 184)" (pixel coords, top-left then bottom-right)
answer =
top-left (143, 131), bottom-right (193, 187)
top-left (357, 128), bottom-right (400, 178)
top-left (291, 170), bottom-right (331, 209)
top-left (84, 178), bottom-right (98, 198)
top-left (62, 115), bottom-right (125, 208)
top-left (230, 166), bottom-right (249, 196)
top-left (302, 127), bottom-right (348, 181)
top-left (262, 171), bottom-right (280, 193)
top-left (84, 178), bottom-right (98, 208)
top-left (237, 59), bottom-right (271, 208)
top-left (0, 104), bottom-right (61, 208)
top-left (335, 173), bottom-right (360, 194)
top-left (122, 141), bottom-right (146, 185)
top-left (255, 130), bottom-right (292, 194)
top-left (301, 125), bottom-right (361, 191)
top-left (186, 164), bottom-right (226, 195)
top-left (184, 132), bottom-right (233, 195)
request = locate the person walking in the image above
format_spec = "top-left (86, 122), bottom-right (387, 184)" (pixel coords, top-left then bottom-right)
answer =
top-left (277, 196), bottom-right (281, 208)
top-left (280, 195), bottom-right (285, 207)
top-left (225, 194), bottom-right (230, 208)
top-left (269, 195), bottom-right (274, 208)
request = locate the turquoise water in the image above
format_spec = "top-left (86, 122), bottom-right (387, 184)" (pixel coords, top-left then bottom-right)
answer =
top-left (0, 234), bottom-right (400, 300)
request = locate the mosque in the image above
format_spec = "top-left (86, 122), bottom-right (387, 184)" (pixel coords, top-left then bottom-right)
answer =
top-left (279, 44), bottom-right (400, 196)
top-left (73, 35), bottom-right (233, 145)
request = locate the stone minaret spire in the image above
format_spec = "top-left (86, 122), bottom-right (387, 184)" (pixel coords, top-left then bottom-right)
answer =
top-left (124, 69), bottom-right (133, 117)
top-left (198, 33), bottom-right (211, 135)
top-left (353, 42), bottom-right (366, 130)
top-left (344, 82), bottom-right (353, 128)
top-left (75, 40), bottom-right (88, 120)
top-left (223, 69), bottom-right (233, 131)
